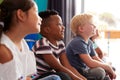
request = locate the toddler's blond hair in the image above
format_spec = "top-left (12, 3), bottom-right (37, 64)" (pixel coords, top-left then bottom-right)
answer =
top-left (70, 13), bottom-right (93, 36)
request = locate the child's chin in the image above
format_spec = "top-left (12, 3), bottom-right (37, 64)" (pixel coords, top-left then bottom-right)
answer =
top-left (59, 36), bottom-right (64, 40)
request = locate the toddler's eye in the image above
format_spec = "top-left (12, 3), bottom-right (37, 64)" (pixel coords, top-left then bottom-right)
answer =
top-left (58, 23), bottom-right (63, 26)
top-left (89, 23), bottom-right (96, 28)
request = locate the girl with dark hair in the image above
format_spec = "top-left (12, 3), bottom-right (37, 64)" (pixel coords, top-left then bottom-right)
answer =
top-left (0, 0), bottom-right (61, 80)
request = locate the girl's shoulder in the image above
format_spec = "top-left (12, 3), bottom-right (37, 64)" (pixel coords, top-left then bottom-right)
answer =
top-left (0, 44), bottom-right (13, 64)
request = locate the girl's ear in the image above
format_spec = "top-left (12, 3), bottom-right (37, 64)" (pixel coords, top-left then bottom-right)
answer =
top-left (16, 9), bottom-right (26, 22)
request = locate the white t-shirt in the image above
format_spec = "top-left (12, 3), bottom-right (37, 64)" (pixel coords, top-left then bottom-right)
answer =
top-left (0, 33), bottom-right (36, 80)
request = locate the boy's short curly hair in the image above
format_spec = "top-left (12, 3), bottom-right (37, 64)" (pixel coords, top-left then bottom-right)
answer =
top-left (38, 10), bottom-right (59, 27)
top-left (39, 10), bottom-right (58, 19)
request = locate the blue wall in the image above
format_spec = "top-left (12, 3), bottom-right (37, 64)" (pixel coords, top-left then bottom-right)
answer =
top-left (35, 0), bottom-right (48, 12)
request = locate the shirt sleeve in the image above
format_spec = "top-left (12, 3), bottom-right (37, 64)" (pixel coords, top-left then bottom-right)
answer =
top-left (89, 40), bottom-right (96, 57)
top-left (70, 39), bottom-right (96, 57)
top-left (93, 42), bottom-right (98, 49)
top-left (70, 39), bottom-right (89, 55)
top-left (32, 38), bottom-right (52, 54)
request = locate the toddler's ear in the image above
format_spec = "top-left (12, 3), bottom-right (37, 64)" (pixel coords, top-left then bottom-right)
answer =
top-left (78, 26), bottom-right (84, 32)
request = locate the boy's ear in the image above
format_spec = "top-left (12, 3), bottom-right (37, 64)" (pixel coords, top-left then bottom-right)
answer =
top-left (44, 27), bottom-right (50, 33)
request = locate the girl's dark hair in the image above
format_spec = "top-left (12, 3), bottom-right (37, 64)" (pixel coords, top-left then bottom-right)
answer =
top-left (0, 0), bottom-right (34, 40)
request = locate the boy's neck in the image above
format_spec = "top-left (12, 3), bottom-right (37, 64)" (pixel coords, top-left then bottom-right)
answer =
top-left (47, 38), bottom-right (58, 47)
